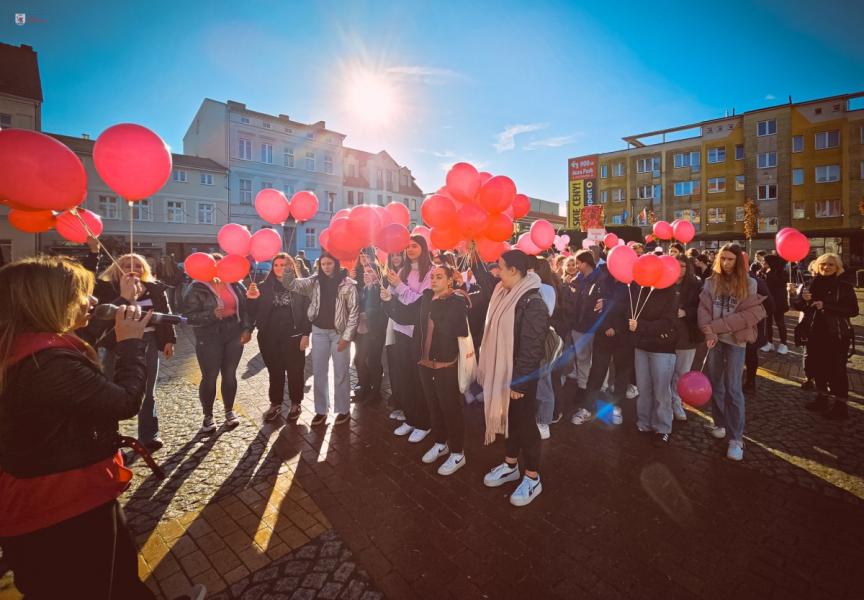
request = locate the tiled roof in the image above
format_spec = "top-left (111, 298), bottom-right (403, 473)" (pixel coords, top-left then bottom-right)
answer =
top-left (0, 43), bottom-right (43, 101)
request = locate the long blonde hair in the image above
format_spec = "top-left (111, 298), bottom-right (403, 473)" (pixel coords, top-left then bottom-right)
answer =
top-left (99, 253), bottom-right (155, 283)
top-left (711, 243), bottom-right (750, 300)
top-left (0, 256), bottom-right (96, 393)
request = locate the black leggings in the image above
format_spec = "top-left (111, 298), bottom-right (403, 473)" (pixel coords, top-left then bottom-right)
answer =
top-left (765, 305), bottom-right (788, 345)
top-left (418, 364), bottom-right (464, 453)
top-left (355, 321), bottom-right (386, 397)
top-left (809, 337), bottom-right (850, 398)
top-left (393, 332), bottom-right (430, 429)
top-left (258, 332), bottom-right (306, 406)
top-left (505, 381), bottom-right (541, 472)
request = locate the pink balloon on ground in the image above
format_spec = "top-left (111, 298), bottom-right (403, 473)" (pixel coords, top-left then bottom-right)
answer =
top-left (445, 163), bottom-right (481, 204)
top-left (55, 209), bottom-right (103, 243)
top-left (530, 219), bottom-right (555, 249)
top-left (218, 223), bottom-right (251, 256)
top-left (654, 255), bottom-right (681, 289)
top-left (673, 220), bottom-right (695, 244)
top-left (290, 191), bottom-right (318, 222)
top-left (633, 253), bottom-right (663, 287)
top-left (255, 188), bottom-right (290, 224)
top-left (249, 228), bottom-right (282, 262)
top-left (516, 232), bottom-right (542, 255)
top-left (216, 255), bottom-right (251, 283)
top-left (677, 371), bottom-right (712, 407)
top-left (184, 252), bottom-right (217, 282)
top-left (385, 202), bottom-right (411, 227)
top-left (93, 124), bottom-right (172, 201)
top-left (607, 245), bottom-right (638, 284)
top-left (652, 221), bottom-right (673, 240)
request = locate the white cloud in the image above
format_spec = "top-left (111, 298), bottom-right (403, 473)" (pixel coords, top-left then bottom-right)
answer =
top-left (386, 66), bottom-right (465, 84)
top-left (415, 148), bottom-right (457, 159)
top-left (524, 134), bottom-right (583, 150)
top-left (765, 94), bottom-right (776, 100)
top-left (494, 123), bottom-right (547, 153)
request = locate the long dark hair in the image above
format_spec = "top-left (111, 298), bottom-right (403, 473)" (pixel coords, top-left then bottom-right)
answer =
top-left (265, 252), bottom-right (299, 283)
top-left (399, 235), bottom-right (433, 283)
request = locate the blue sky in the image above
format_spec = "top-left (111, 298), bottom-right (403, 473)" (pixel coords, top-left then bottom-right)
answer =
top-left (3, 0), bottom-right (863, 208)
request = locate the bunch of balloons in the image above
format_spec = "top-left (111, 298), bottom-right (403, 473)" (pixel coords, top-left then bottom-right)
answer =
top-left (651, 218), bottom-right (695, 245)
top-left (606, 244), bottom-right (681, 318)
top-left (254, 188), bottom-right (319, 225)
top-left (319, 202), bottom-right (412, 264)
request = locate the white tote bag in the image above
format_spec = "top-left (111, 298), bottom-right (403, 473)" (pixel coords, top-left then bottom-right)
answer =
top-left (457, 323), bottom-right (476, 393)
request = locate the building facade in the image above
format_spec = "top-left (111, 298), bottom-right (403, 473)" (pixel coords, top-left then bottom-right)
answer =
top-left (342, 148), bottom-right (424, 229)
top-left (515, 197), bottom-right (566, 235)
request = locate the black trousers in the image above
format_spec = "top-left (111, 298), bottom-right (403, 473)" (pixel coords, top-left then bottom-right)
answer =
top-left (809, 337), bottom-right (850, 398)
top-left (385, 342), bottom-right (402, 409)
top-left (258, 332), bottom-right (305, 406)
top-left (393, 332), bottom-right (430, 429)
top-left (765, 305), bottom-right (788, 345)
top-left (354, 322), bottom-right (386, 398)
top-left (505, 381), bottom-right (541, 472)
top-left (1, 500), bottom-right (154, 600)
top-left (418, 364), bottom-right (464, 452)
top-left (586, 340), bottom-right (633, 406)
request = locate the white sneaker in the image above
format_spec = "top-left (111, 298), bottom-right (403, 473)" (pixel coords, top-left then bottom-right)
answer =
top-left (612, 406), bottom-right (623, 425)
top-left (483, 462), bottom-right (520, 487)
top-left (776, 343), bottom-right (789, 355)
top-left (422, 443), bottom-right (449, 464)
top-left (224, 411), bottom-right (240, 430)
top-left (199, 417), bottom-right (217, 434)
top-left (759, 342), bottom-right (774, 352)
top-left (727, 440), bottom-right (744, 461)
top-left (394, 423), bottom-right (414, 436)
top-left (389, 409), bottom-right (406, 421)
top-left (704, 425), bottom-right (726, 439)
top-left (408, 428), bottom-right (430, 443)
top-left (673, 406), bottom-right (688, 421)
top-left (570, 408), bottom-right (593, 425)
top-left (437, 453), bottom-right (466, 476)
top-left (537, 423), bottom-right (550, 440)
top-left (509, 475), bottom-right (542, 507)
top-left (625, 385), bottom-right (639, 399)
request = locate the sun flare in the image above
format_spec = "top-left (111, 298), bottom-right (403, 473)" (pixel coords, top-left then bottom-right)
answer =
top-left (343, 69), bottom-right (399, 127)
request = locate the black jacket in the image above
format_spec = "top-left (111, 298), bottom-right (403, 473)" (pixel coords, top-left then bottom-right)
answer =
top-left (674, 275), bottom-right (704, 350)
top-left (467, 260), bottom-right (500, 351)
top-left (564, 268), bottom-right (606, 333)
top-left (248, 276), bottom-right (311, 336)
top-left (512, 289), bottom-right (550, 393)
top-left (384, 290), bottom-right (469, 363)
top-left (358, 282), bottom-right (388, 336)
top-left (792, 275), bottom-right (858, 342)
top-left (0, 339), bottom-right (147, 478)
top-left (181, 281), bottom-right (252, 330)
top-left (593, 278), bottom-right (631, 350)
top-left (628, 283), bottom-right (679, 354)
top-left (762, 256), bottom-right (789, 312)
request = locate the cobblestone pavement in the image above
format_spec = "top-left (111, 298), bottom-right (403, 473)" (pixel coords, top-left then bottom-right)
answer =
top-left (2, 297), bottom-right (863, 599)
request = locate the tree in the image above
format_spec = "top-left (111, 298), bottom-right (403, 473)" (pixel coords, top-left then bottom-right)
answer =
top-left (743, 199), bottom-right (758, 254)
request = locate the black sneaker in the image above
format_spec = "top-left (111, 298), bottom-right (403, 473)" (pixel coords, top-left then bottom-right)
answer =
top-left (287, 405), bottom-right (302, 421)
top-left (824, 400), bottom-right (849, 421)
top-left (805, 394), bottom-right (830, 412)
top-left (334, 413), bottom-right (350, 426)
top-left (144, 437), bottom-right (164, 453)
top-left (652, 432), bottom-right (671, 447)
top-left (311, 413), bottom-right (327, 426)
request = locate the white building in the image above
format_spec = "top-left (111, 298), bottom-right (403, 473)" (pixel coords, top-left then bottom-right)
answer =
top-left (342, 148), bottom-right (424, 228)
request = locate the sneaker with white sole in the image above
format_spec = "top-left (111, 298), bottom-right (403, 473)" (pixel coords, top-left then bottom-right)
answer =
top-left (612, 406), bottom-right (623, 425)
top-left (408, 428), bottom-right (430, 443)
top-left (263, 405), bottom-right (282, 422)
top-left (776, 343), bottom-right (789, 355)
top-left (570, 408), bottom-right (593, 425)
top-left (437, 453), bottom-right (466, 476)
top-left (727, 440), bottom-right (744, 461)
top-left (199, 417), bottom-right (217, 434)
top-left (673, 406), bottom-right (688, 421)
top-left (759, 342), bottom-right (774, 352)
top-left (389, 409), bottom-right (406, 421)
top-left (394, 423), bottom-right (413, 436)
top-left (537, 423), bottom-right (550, 440)
top-left (509, 475), bottom-right (542, 507)
top-left (625, 385), bottom-right (639, 400)
top-left (704, 425), bottom-right (726, 439)
top-left (224, 411), bottom-right (240, 430)
top-left (422, 443), bottom-right (449, 464)
top-left (483, 462), bottom-right (520, 487)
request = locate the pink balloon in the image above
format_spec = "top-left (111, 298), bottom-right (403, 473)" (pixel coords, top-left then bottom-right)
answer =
top-left (372, 204), bottom-right (395, 227)
top-left (477, 176), bottom-right (516, 214)
top-left (478, 171), bottom-right (493, 185)
top-left (776, 230), bottom-right (809, 262)
top-left (375, 223), bottom-right (411, 254)
top-left (431, 227), bottom-right (462, 250)
top-left (560, 234), bottom-right (570, 245)
top-left (633, 253), bottom-right (663, 287)
top-left (676, 371), bottom-right (712, 407)
top-left (327, 218), bottom-right (354, 254)
top-left (255, 188), bottom-right (291, 224)
top-left (445, 163), bottom-right (481, 204)
top-left (483, 213), bottom-right (514, 242)
top-left (411, 226), bottom-right (431, 249)
top-left (333, 208), bottom-right (352, 221)
top-left (603, 233), bottom-right (619, 248)
top-left (249, 228), bottom-right (282, 262)
top-left (385, 202), bottom-right (411, 227)
top-left (652, 221), bottom-right (673, 241)
top-left (607, 245), bottom-right (637, 284)
top-left (512, 194), bottom-right (531, 220)
top-left (775, 227), bottom-right (796, 242)
top-left (319, 227), bottom-right (331, 251)
top-left (422, 194), bottom-right (458, 228)
top-left (475, 237), bottom-right (509, 262)
top-left (184, 252), bottom-right (217, 282)
top-left (516, 232), bottom-right (542, 255)
top-left (529, 219), bottom-right (555, 249)
top-left (216, 254), bottom-right (250, 284)
top-left (654, 255), bottom-right (681, 289)
top-left (672, 220), bottom-right (695, 244)
top-left (55, 209), bottom-right (103, 243)
top-left (347, 205), bottom-right (382, 248)
top-left (93, 124), bottom-right (172, 201)
top-left (218, 223), bottom-right (251, 256)
top-left (290, 191), bottom-right (318, 222)
top-left (457, 203), bottom-right (488, 238)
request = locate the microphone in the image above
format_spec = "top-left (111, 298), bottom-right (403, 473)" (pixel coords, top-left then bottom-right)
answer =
top-left (92, 304), bottom-right (187, 325)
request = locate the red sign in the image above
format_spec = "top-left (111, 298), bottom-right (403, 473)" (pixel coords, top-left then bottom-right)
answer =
top-left (568, 155), bottom-right (598, 181)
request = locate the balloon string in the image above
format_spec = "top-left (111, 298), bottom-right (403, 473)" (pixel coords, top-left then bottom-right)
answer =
top-left (70, 208), bottom-right (123, 272)
top-left (700, 348), bottom-right (711, 372)
top-left (632, 286), bottom-right (644, 320)
top-left (633, 286), bottom-right (654, 321)
top-left (127, 200), bottom-right (133, 260)
top-left (627, 284), bottom-right (634, 319)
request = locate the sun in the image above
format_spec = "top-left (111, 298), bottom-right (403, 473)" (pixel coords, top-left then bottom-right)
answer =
top-left (343, 68), bottom-right (399, 127)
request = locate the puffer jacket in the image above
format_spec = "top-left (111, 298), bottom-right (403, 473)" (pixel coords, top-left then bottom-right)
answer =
top-left (698, 276), bottom-right (766, 345)
top-left (247, 276), bottom-right (311, 336)
top-left (512, 289), bottom-right (550, 394)
top-left (282, 268), bottom-right (359, 342)
top-left (181, 281), bottom-right (252, 330)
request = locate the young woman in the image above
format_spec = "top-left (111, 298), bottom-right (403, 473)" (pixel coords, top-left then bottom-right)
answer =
top-left (567, 250), bottom-right (606, 424)
top-left (381, 265), bottom-right (470, 475)
top-left (386, 235), bottom-right (434, 442)
top-left (181, 253), bottom-right (253, 434)
top-left (698, 244), bottom-right (766, 461)
top-left (353, 256), bottom-right (388, 404)
top-left (670, 256), bottom-right (703, 422)
top-left (562, 256), bottom-right (579, 284)
top-left (790, 253), bottom-right (858, 419)
top-left (246, 253), bottom-right (311, 423)
top-left (280, 252), bottom-right (358, 426)
top-left (384, 251), bottom-right (407, 421)
top-left (479, 250), bottom-right (549, 507)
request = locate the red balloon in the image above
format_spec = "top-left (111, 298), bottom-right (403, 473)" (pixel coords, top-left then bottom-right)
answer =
top-left (93, 124), bottom-right (172, 201)
top-left (483, 213), bottom-right (514, 242)
top-left (216, 254), bottom-right (250, 283)
top-left (515, 232), bottom-right (542, 255)
top-left (654, 255), bottom-right (681, 289)
top-left (184, 252), bottom-right (217, 282)
top-left (385, 202), bottom-right (411, 227)
top-left (421, 194), bottom-right (458, 228)
top-left (530, 219), bottom-right (555, 250)
top-left (775, 227), bottom-right (796, 242)
top-left (319, 227), bottom-right (331, 251)
top-left (0, 129), bottom-right (87, 211)
top-left (249, 228), bottom-right (282, 262)
top-left (603, 233), bottom-right (619, 248)
top-left (446, 163), bottom-right (481, 204)
top-left (375, 223), bottom-right (411, 254)
top-left (478, 171), bottom-right (493, 185)
top-left (676, 371), bottom-right (712, 407)
top-left (8, 209), bottom-right (55, 233)
top-left (346, 205), bottom-right (382, 247)
top-left (333, 208), bottom-right (352, 221)
top-left (475, 237), bottom-right (509, 262)
top-left (512, 194), bottom-right (531, 220)
top-left (672, 220), bottom-right (695, 244)
top-left (645, 234), bottom-right (655, 243)
top-left (607, 245), bottom-right (637, 284)
top-left (430, 227), bottom-right (462, 250)
top-left (328, 218), bottom-right (360, 255)
top-left (255, 188), bottom-right (291, 224)
top-left (55, 209), bottom-right (103, 243)
top-left (652, 221), bottom-right (673, 240)
top-left (776, 230), bottom-right (809, 262)
top-left (477, 176), bottom-right (516, 214)
top-left (633, 253), bottom-right (663, 287)
top-left (218, 223), bottom-right (251, 256)
top-left (290, 191), bottom-right (318, 222)
top-left (372, 204), bottom-right (395, 227)
top-left (457, 203), bottom-right (488, 238)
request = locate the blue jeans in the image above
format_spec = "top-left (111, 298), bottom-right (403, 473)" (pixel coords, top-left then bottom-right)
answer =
top-left (310, 326), bottom-right (351, 415)
top-left (707, 342), bottom-right (746, 441)
top-left (634, 349), bottom-right (676, 434)
top-left (103, 332), bottom-right (161, 443)
top-left (670, 348), bottom-right (696, 415)
top-left (536, 371), bottom-right (555, 425)
top-left (194, 319), bottom-right (244, 418)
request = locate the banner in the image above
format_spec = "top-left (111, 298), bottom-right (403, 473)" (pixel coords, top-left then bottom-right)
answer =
top-left (567, 155), bottom-right (598, 229)
top-left (568, 180), bottom-right (583, 229)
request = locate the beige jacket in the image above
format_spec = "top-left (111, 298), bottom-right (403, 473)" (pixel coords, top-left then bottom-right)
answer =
top-left (282, 269), bottom-right (359, 342)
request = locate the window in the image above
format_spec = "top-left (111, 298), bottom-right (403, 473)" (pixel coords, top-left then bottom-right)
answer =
top-left (305, 152), bottom-right (315, 171)
top-left (757, 217), bottom-right (778, 232)
top-left (814, 199), bottom-right (841, 218)
top-left (327, 192), bottom-right (336, 212)
top-left (377, 194), bottom-right (384, 206)
top-left (410, 199), bottom-right (417, 211)
top-left (600, 164), bottom-right (608, 179)
top-left (600, 190), bottom-right (609, 203)
top-left (611, 163), bottom-right (624, 177)
top-left (735, 175), bottom-right (745, 191)
top-left (757, 152), bottom-right (777, 169)
top-left (98, 195), bottom-right (119, 219)
top-left (387, 195), bottom-right (393, 204)
top-left (735, 206), bottom-right (745, 222)
top-left (283, 183), bottom-right (294, 197)
top-left (708, 207), bottom-right (726, 224)
top-left (238, 138), bottom-right (252, 160)
top-left (166, 200), bottom-right (185, 223)
top-left (200, 173), bottom-right (214, 185)
top-left (757, 184), bottom-right (777, 200)
top-left (637, 185), bottom-right (653, 199)
top-left (792, 168), bottom-right (804, 186)
top-left (324, 155), bottom-right (333, 174)
top-left (792, 135), bottom-right (804, 153)
top-left (261, 181), bottom-right (273, 190)
top-left (815, 165), bottom-right (840, 183)
top-left (173, 170), bottom-right (187, 183)
top-left (376, 170), bottom-right (384, 189)
top-left (814, 130), bottom-right (840, 150)
top-left (611, 214), bottom-right (626, 225)
top-left (652, 157), bottom-right (661, 176)
top-left (0, 113), bottom-right (11, 127)
top-left (347, 190), bottom-right (355, 205)
top-left (357, 191), bottom-right (365, 204)
top-left (386, 171), bottom-right (394, 191)
top-left (757, 119), bottom-right (776, 136)
top-left (635, 158), bottom-right (653, 173)
top-left (708, 177), bottom-right (726, 193)
top-left (132, 199), bottom-right (152, 221)
top-left (239, 178), bottom-right (252, 204)
top-left (673, 209), bottom-right (700, 225)
top-left (735, 144), bottom-right (744, 160)
top-left (673, 151), bottom-right (700, 169)
top-left (306, 132), bottom-right (315, 140)
top-left (261, 143), bottom-right (273, 164)
top-left (674, 180), bottom-right (700, 196)
top-left (612, 188), bottom-right (625, 202)
top-left (305, 227), bottom-right (316, 248)
top-left (793, 202), bottom-right (805, 219)
top-left (240, 116), bottom-right (250, 124)
top-left (284, 148), bottom-right (295, 168)
top-left (197, 202), bottom-right (214, 224)
top-left (347, 163), bottom-right (356, 177)
top-left (707, 147), bottom-right (726, 164)
top-left (263, 121), bottom-right (271, 129)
